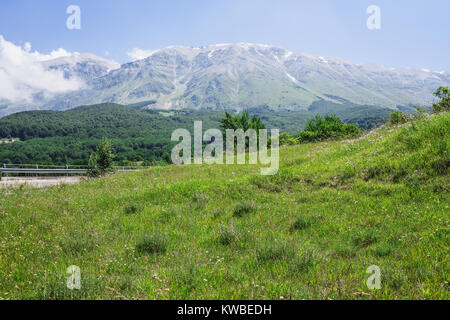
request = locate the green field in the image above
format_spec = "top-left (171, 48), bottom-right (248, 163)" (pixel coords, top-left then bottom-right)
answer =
top-left (0, 112), bottom-right (448, 300)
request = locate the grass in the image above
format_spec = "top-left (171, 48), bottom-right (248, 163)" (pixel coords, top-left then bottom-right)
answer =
top-left (135, 231), bottom-right (169, 255)
top-left (233, 202), bottom-right (255, 218)
top-left (0, 113), bottom-right (448, 300)
top-left (291, 215), bottom-right (316, 231)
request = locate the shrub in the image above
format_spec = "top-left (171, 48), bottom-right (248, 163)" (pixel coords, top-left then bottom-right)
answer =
top-left (432, 86), bottom-right (450, 113)
top-left (389, 111), bottom-right (409, 125)
top-left (87, 137), bottom-right (115, 177)
top-left (135, 231), bottom-right (168, 254)
top-left (411, 106), bottom-right (428, 120)
top-left (277, 132), bottom-right (299, 146)
top-left (297, 114), bottom-right (361, 143)
top-left (87, 153), bottom-right (100, 177)
top-left (342, 123), bottom-right (361, 136)
top-left (96, 137), bottom-right (115, 173)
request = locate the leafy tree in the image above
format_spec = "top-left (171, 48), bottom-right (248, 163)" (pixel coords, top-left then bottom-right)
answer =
top-left (97, 137), bottom-right (114, 173)
top-left (432, 86), bottom-right (450, 113)
top-left (297, 114), bottom-right (361, 143)
top-left (220, 111), bottom-right (266, 132)
top-left (220, 111), bottom-right (267, 149)
top-left (87, 137), bottom-right (114, 177)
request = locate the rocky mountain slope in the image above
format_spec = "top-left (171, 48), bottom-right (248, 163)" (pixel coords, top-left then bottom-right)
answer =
top-left (1, 43), bottom-right (449, 116)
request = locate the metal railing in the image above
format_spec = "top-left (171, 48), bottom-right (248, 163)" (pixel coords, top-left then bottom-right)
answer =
top-left (0, 164), bottom-right (151, 177)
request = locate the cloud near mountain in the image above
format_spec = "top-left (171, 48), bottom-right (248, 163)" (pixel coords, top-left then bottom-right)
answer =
top-left (0, 35), bottom-right (87, 102)
top-left (127, 48), bottom-right (157, 61)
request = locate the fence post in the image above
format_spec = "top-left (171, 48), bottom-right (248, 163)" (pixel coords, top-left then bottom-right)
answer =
top-left (36, 164), bottom-right (39, 177)
top-left (1, 163), bottom-right (5, 178)
top-left (66, 165), bottom-right (69, 177)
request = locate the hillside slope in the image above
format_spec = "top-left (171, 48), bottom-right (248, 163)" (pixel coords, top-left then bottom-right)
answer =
top-left (0, 113), bottom-right (448, 299)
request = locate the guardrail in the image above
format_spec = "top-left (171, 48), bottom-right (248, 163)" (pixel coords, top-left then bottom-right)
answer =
top-left (0, 164), bottom-right (151, 177)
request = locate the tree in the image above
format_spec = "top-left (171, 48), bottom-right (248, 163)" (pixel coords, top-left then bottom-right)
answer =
top-left (220, 111), bottom-right (266, 132)
top-left (87, 137), bottom-right (114, 177)
top-left (97, 137), bottom-right (114, 173)
top-left (297, 114), bottom-right (361, 142)
top-left (220, 111), bottom-right (267, 149)
top-left (432, 86), bottom-right (450, 113)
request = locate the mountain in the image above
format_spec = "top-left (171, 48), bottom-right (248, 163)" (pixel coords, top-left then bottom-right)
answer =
top-left (42, 43), bottom-right (449, 112)
top-left (41, 53), bottom-right (120, 82)
top-left (0, 52), bottom-right (120, 117)
top-left (1, 43), bottom-right (448, 117)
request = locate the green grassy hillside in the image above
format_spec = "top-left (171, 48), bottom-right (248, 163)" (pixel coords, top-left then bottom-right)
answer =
top-left (0, 113), bottom-right (448, 300)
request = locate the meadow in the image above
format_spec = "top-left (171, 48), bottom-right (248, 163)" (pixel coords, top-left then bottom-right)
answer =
top-left (0, 112), bottom-right (448, 300)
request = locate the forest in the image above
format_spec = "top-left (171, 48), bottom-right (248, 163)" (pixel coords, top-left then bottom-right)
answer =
top-left (0, 101), bottom-right (392, 165)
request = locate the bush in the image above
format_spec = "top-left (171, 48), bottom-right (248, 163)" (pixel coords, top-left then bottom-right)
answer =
top-left (432, 86), bottom-right (450, 114)
top-left (87, 153), bottom-right (100, 177)
top-left (277, 132), bottom-right (299, 146)
top-left (87, 137), bottom-right (115, 177)
top-left (97, 137), bottom-right (114, 173)
top-left (389, 111), bottom-right (409, 125)
top-left (297, 114), bottom-right (361, 143)
top-left (135, 231), bottom-right (168, 254)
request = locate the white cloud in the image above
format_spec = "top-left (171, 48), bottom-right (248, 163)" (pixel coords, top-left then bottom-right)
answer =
top-left (23, 42), bottom-right (32, 52)
top-left (127, 48), bottom-right (157, 61)
top-left (0, 35), bottom-right (83, 103)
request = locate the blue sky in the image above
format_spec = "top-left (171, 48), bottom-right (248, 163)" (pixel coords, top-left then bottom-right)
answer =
top-left (0, 0), bottom-right (449, 70)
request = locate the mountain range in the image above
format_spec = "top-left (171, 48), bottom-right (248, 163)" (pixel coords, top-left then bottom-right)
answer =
top-left (1, 43), bottom-right (448, 117)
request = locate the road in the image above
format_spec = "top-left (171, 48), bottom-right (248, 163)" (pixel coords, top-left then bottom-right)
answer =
top-left (0, 177), bottom-right (83, 188)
